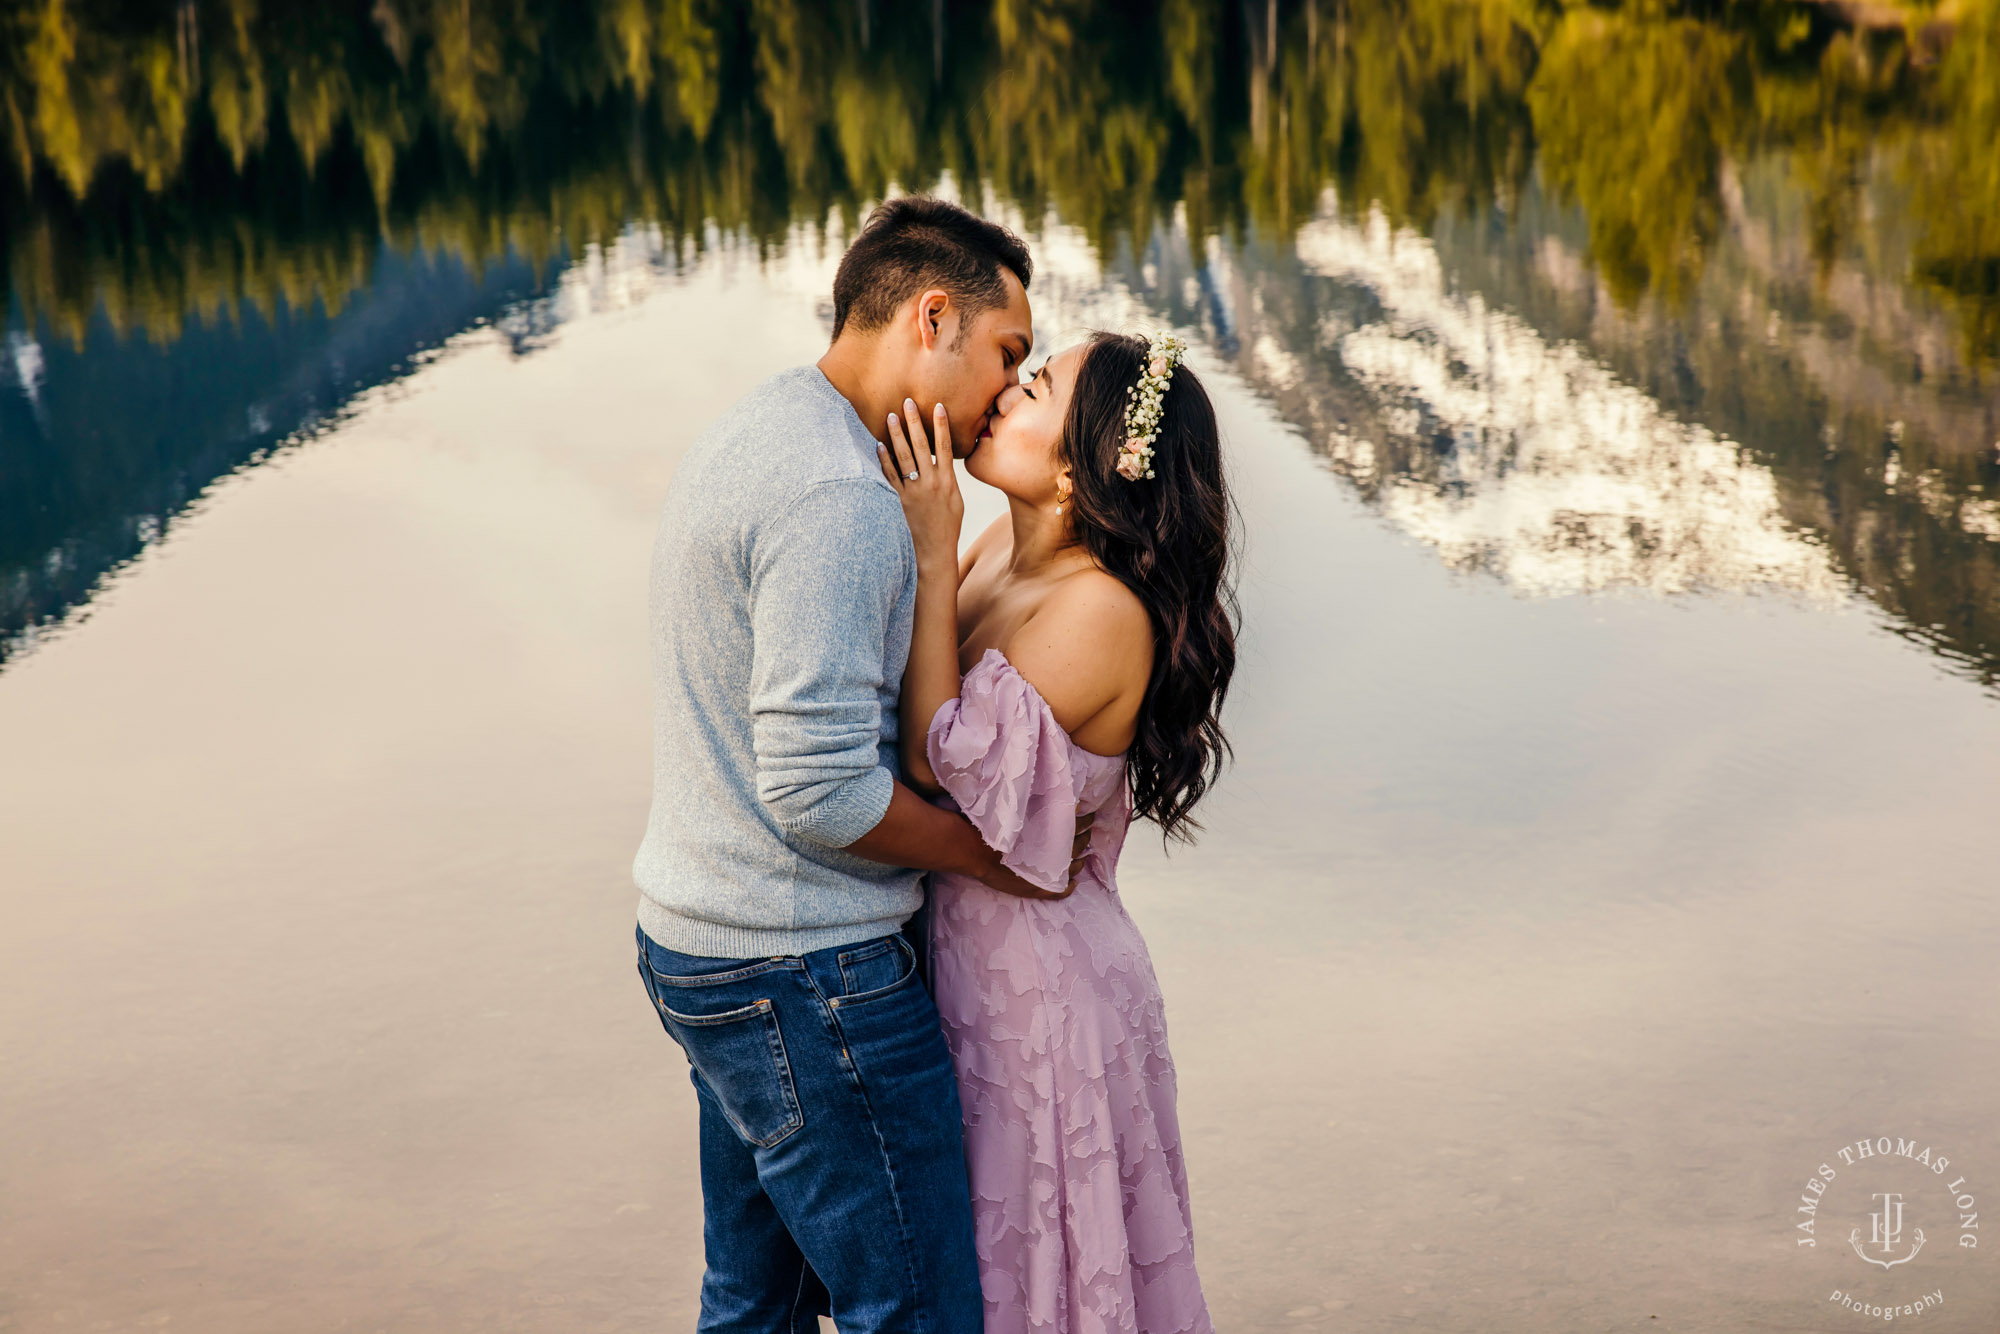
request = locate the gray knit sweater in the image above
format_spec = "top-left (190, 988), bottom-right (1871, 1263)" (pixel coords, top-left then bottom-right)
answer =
top-left (632, 366), bottom-right (920, 958)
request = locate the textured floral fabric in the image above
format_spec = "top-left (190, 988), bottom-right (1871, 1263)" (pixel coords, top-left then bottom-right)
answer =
top-left (926, 650), bottom-right (1214, 1334)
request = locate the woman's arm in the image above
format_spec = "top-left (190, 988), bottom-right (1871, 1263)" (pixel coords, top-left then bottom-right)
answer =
top-left (879, 400), bottom-right (966, 795)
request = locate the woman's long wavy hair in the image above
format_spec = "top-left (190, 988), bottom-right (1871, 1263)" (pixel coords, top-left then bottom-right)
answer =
top-left (1059, 332), bottom-right (1238, 841)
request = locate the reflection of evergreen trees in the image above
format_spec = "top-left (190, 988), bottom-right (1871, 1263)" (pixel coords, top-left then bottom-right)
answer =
top-left (1, 0), bottom-right (754, 344)
top-left (4, 0), bottom-right (1997, 357)
top-left (1909, 0), bottom-right (2000, 364)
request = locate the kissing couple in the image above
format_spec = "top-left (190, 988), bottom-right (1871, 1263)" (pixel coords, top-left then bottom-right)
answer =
top-left (632, 196), bottom-right (1236, 1333)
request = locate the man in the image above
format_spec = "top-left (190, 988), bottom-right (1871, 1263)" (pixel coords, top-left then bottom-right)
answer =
top-left (632, 197), bottom-right (1074, 1332)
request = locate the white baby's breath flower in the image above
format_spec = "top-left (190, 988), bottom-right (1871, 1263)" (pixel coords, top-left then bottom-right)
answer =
top-left (1117, 332), bottom-right (1186, 483)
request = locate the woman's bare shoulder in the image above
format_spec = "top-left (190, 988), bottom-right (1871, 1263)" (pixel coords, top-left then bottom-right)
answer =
top-left (1043, 566), bottom-right (1150, 646)
top-left (1001, 565), bottom-right (1153, 732)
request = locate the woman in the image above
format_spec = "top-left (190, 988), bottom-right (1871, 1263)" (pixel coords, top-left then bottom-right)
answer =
top-left (877, 330), bottom-right (1236, 1333)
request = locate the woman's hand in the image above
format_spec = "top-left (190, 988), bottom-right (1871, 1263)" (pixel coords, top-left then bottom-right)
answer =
top-left (878, 399), bottom-right (964, 576)
top-left (880, 398), bottom-right (966, 794)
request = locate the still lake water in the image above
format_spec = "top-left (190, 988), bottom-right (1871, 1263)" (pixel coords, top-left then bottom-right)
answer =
top-left (4, 2), bottom-right (2000, 1330)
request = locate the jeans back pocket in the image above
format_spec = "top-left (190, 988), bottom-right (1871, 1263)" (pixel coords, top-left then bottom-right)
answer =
top-left (654, 996), bottom-right (805, 1149)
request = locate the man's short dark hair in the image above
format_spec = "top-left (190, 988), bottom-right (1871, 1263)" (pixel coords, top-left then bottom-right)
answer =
top-left (830, 197), bottom-right (1032, 345)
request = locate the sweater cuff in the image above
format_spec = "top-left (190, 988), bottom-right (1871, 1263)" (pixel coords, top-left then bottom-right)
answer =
top-left (782, 765), bottom-right (895, 848)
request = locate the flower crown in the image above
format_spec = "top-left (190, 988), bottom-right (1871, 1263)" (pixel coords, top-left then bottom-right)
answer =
top-left (1115, 332), bottom-right (1188, 481)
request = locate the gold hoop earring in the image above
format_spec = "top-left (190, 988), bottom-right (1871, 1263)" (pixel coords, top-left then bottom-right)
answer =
top-left (1055, 482), bottom-right (1071, 515)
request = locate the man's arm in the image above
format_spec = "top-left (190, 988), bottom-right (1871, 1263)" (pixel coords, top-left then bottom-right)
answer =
top-left (845, 782), bottom-right (1085, 901)
top-left (746, 479), bottom-right (910, 844)
top-left (746, 480), bottom-right (1079, 899)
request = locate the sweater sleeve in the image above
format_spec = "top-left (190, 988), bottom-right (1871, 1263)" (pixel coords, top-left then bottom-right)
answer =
top-left (747, 478), bottom-right (911, 848)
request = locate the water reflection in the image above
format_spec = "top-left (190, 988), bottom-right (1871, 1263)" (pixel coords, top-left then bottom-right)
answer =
top-left (1153, 204), bottom-right (1856, 599)
top-left (3, 0), bottom-right (1998, 683)
top-left (0, 248), bottom-right (563, 655)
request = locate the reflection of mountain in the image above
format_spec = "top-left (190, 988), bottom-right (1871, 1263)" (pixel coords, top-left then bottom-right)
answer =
top-left (1427, 163), bottom-right (2000, 684)
top-left (1111, 190), bottom-right (1999, 687)
top-left (0, 248), bottom-right (561, 665)
top-left (1115, 207), bottom-right (1847, 598)
top-left (1298, 210), bottom-right (1848, 599)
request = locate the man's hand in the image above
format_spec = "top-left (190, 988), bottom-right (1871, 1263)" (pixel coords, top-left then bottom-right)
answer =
top-left (972, 813), bottom-right (1095, 901)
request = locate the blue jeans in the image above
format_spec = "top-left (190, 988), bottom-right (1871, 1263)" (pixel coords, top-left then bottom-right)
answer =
top-left (636, 923), bottom-right (981, 1334)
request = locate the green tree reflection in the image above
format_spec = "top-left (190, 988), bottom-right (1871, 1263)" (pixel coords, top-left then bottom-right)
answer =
top-left (3, 0), bottom-right (1997, 360)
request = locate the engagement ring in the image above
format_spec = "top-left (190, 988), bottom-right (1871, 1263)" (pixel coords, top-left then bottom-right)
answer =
top-left (906, 471), bottom-right (918, 481)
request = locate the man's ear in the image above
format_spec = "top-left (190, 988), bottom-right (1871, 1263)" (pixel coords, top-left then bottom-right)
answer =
top-left (914, 289), bottom-right (952, 352)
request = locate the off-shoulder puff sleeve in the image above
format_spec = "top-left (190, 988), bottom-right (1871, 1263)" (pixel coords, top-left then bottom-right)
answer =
top-left (925, 649), bottom-right (1079, 894)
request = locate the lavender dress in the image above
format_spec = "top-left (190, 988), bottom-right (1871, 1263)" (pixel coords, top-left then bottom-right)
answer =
top-left (925, 650), bottom-right (1214, 1334)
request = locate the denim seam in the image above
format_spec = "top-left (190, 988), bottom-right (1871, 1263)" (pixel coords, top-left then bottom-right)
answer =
top-left (834, 940), bottom-right (893, 965)
top-left (786, 1252), bottom-right (817, 1334)
top-left (646, 957), bottom-right (800, 988)
top-left (814, 962), bottom-right (929, 1334)
top-left (654, 996), bottom-right (770, 1028)
top-left (753, 1008), bottom-right (805, 1150)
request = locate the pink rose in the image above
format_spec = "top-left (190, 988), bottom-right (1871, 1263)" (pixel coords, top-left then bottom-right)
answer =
top-left (1115, 450), bottom-right (1149, 481)
top-left (1149, 356), bottom-right (1169, 377)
